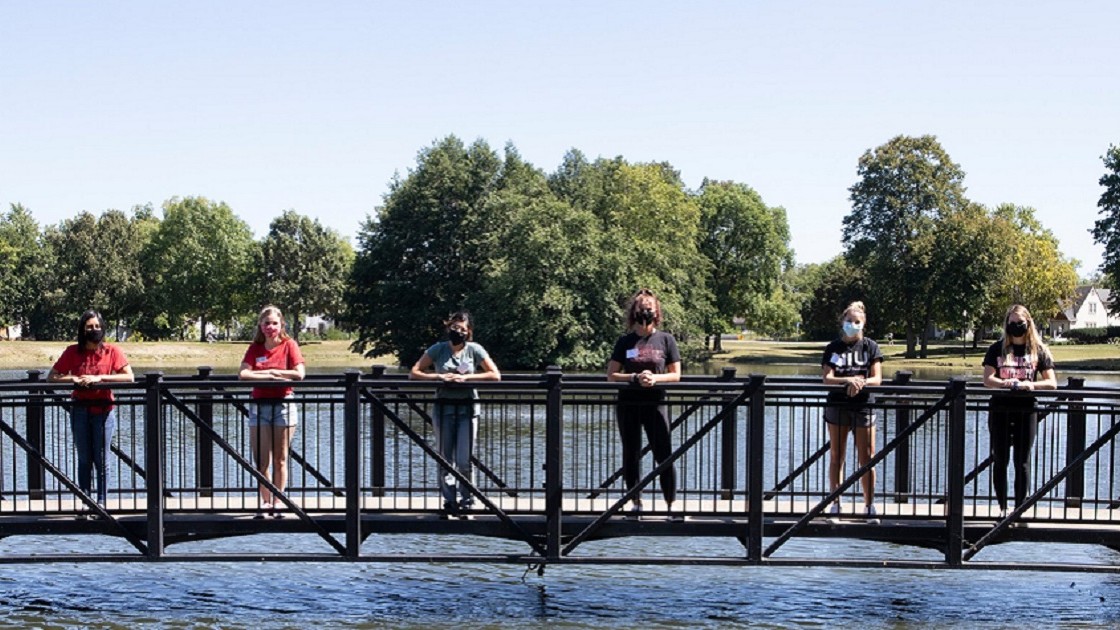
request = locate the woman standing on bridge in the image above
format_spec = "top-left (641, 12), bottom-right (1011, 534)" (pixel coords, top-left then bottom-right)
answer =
top-left (821, 301), bottom-right (883, 521)
top-left (48, 310), bottom-right (134, 518)
top-left (982, 304), bottom-right (1056, 518)
top-left (239, 305), bottom-right (305, 519)
top-left (607, 289), bottom-right (682, 520)
top-left (410, 311), bottom-right (501, 519)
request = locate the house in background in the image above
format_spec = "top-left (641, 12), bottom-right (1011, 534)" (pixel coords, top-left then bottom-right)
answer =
top-left (1047, 286), bottom-right (1120, 337)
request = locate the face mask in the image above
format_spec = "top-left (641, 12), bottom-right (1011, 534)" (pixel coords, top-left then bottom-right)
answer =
top-left (85, 328), bottom-right (105, 344)
top-left (1006, 321), bottom-right (1029, 338)
top-left (448, 329), bottom-right (467, 345)
top-left (842, 321), bottom-right (863, 338)
top-left (636, 308), bottom-right (656, 326)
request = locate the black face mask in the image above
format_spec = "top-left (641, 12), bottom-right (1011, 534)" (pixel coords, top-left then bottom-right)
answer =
top-left (1006, 321), bottom-right (1029, 338)
top-left (448, 329), bottom-right (467, 346)
top-left (635, 308), bottom-right (655, 326)
top-left (85, 328), bottom-right (105, 344)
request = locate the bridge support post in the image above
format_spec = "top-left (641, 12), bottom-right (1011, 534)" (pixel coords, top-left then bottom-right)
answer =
top-left (545, 366), bottom-right (563, 561)
top-left (369, 365), bottom-right (386, 497)
top-left (25, 370), bottom-right (46, 501)
top-left (345, 370), bottom-right (362, 558)
top-left (892, 371), bottom-right (913, 503)
top-left (195, 366), bottom-right (214, 498)
top-left (945, 378), bottom-right (967, 566)
top-left (746, 374), bottom-right (766, 563)
top-left (719, 367), bottom-right (737, 500)
top-left (1064, 377), bottom-right (1087, 508)
top-left (144, 372), bottom-right (165, 559)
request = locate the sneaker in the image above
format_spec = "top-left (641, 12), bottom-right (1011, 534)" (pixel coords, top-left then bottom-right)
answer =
top-left (998, 508), bottom-right (1009, 520)
top-left (864, 504), bottom-right (880, 524)
top-left (627, 502), bottom-right (643, 520)
top-left (668, 504), bottom-right (685, 522)
top-left (829, 502), bottom-right (842, 516)
top-left (441, 502), bottom-right (459, 520)
top-left (75, 511), bottom-right (88, 521)
top-left (255, 502), bottom-right (272, 520)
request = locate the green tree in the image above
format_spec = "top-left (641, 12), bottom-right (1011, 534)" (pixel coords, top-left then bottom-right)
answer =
top-left (796, 257), bottom-right (871, 341)
top-left (258, 210), bottom-right (354, 340)
top-left (145, 197), bottom-right (255, 341)
top-left (0, 204), bottom-right (52, 337)
top-left (981, 204), bottom-right (1078, 330)
top-left (347, 136), bottom-right (502, 366)
top-left (696, 180), bottom-right (792, 350)
top-left (844, 135), bottom-right (968, 358)
top-left (473, 149), bottom-right (620, 369)
top-left (1092, 144), bottom-right (1120, 314)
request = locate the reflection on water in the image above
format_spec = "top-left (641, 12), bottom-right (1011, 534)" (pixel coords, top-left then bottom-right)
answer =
top-left (2, 534), bottom-right (1120, 628)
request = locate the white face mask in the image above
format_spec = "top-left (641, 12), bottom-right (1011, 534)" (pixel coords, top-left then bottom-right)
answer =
top-left (842, 321), bottom-right (863, 338)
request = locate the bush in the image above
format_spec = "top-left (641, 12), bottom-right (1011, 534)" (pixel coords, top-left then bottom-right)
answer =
top-left (1066, 326), bottom-right (1120, 344)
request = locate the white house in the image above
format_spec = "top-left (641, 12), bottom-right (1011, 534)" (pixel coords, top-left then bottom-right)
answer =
top-left (1047, 286), bottom-right (1120, 337)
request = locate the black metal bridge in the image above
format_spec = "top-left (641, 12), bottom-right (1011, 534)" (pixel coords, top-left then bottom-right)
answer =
top-left (2, 366), bottom-right (1120, 572)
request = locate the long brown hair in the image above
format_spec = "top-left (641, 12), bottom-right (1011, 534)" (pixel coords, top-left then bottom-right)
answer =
top-left (1001, 304), bottom-right (1047, 366)
top-left (625, 289), bottom-right (662, 330)
top-left (253, 305), bottom-right (291, 345)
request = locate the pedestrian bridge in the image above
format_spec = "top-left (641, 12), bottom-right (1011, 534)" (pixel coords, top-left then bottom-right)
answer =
top-left (1, 366), bottom-right (1119, 573)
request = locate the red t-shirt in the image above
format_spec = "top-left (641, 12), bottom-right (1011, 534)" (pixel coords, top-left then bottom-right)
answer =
top-left (241, 338), bottom-right (305, 399)
top-left (51, 343), bottom-right (130, 411)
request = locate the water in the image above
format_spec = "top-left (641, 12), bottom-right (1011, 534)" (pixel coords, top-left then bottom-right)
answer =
top-left (6, 365), bottom-right (1120, 627)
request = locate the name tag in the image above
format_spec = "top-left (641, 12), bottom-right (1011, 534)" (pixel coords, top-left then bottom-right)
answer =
top-left (256, 356), bottom-right (268, 364)
top-left (830, 353), bottom-right (842, 366)
top-left (626, 348), bottom-right (639, 360)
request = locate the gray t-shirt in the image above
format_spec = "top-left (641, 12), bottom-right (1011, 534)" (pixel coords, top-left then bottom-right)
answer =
top-left (425, 341), bottom-right (491, 406)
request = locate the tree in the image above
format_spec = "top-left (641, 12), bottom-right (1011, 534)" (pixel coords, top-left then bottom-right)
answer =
top-left (347, 136), bottom-right (503, 366)
top-left (0, 204), bottom-right (52, 337)
top-left (472, 148), bottom-right (620, 369)
top-left (980, 204), bottom-right (1078, 331)
top-left (258, 210), bottom-right (354, 340)
top-left (1092, 144), bottom-right (1120, 314)
top-left (844, 135), bottom-right (968, 358)
top-left (145, 197), bottom-right (255, 341)
top-left (696, 180), bottom-right (792, 350)
top-left (796, 257), bottom-right (871, 341)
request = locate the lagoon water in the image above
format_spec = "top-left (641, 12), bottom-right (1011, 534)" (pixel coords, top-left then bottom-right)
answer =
top-left (4, 364), bottom-right (1120, 627)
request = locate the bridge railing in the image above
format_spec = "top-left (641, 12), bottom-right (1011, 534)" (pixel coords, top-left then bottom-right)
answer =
top-left (1, 367), bottom-right (1119, 564)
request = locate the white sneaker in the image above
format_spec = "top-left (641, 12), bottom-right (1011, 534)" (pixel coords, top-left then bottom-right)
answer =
top-left (826, 502), bottom-right (842, 523)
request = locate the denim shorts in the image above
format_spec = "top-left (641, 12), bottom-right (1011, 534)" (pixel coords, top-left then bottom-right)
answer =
top-left (248, 399), bottom-right (298, 427)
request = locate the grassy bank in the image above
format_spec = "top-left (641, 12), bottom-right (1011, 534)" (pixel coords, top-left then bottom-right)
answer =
top-left (709, 339), bottom-right (1120, 372)
top-left (2, 338), bottom-right (1115, 373)
top-left (0, 340), bottom-right (389, 372)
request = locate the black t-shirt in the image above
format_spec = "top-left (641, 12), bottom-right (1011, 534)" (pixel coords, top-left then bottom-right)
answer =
top-left (821, 337), bottom-right (884, 405)
top-left (610, 330), bottom-right (681, 402)
top-left (982, 341), bottom-right (1055, 408)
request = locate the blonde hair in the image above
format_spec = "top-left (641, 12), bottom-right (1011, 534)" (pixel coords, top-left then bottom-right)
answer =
top-left (253, 305), bottom-right (291, 345)
top-left (1001, 304), bottom-right (1047, 366)
top-left (840, 301), bottom-right (867, 324)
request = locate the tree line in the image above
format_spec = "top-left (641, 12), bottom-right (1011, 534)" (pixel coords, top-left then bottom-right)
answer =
top-left (3, 133), bottom-right (1114, 367)
top-left (0, 199), bottom-right (353, 342)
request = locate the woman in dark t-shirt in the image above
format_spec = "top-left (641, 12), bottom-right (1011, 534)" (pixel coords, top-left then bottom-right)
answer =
top-left (821, 301), bottom-right (883, 521)
top-left (982, 304), bottom-right (1057, 519)
top-left (607, 289), bottom-right (682, 520)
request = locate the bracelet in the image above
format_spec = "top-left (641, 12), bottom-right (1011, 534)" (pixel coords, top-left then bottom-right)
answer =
top-left (631, 373), bottom-right (639, 384)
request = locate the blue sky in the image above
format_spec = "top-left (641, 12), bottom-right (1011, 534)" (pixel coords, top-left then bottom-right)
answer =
top-left (1, 2), bottom-right (1117, 270)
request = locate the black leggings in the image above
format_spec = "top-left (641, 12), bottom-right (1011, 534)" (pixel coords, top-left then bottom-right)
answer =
top-left (988, 405), bottom-right (1038, 510)
top-left (617, 400), bottom-right (677, 504)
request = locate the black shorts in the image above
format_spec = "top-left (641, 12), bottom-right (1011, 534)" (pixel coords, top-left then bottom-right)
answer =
top-left (824, 406), bottom-right (876, 428)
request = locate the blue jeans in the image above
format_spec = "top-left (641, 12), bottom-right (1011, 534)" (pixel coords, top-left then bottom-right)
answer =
top-left (70, 406), bottom-right (116, 504)
top-left (432, 402), bottom-right (477, 508)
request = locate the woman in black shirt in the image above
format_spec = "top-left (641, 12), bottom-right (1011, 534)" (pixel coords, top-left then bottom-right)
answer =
top-left (982, 304), bottom-right (1057, 518)
top-left (607, 289), bottom-right (682, 520)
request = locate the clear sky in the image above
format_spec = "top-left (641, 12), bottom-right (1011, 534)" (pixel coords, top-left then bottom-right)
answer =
top-left (1, 2), bottom-right (1117, 271)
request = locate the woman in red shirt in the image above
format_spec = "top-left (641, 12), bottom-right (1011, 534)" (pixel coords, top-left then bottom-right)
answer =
top-left (238, 305), bottom-right (305, 518)
top-left (47, 310), bottom-right (134, 518)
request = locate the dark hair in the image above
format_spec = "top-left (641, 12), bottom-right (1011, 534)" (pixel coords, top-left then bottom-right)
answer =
top-left (77, 310), bottom-right (107, 349)
top-left (625, 289), bottom-right (662, 329)
top-left (446, 311), bottom-right (474, 342)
